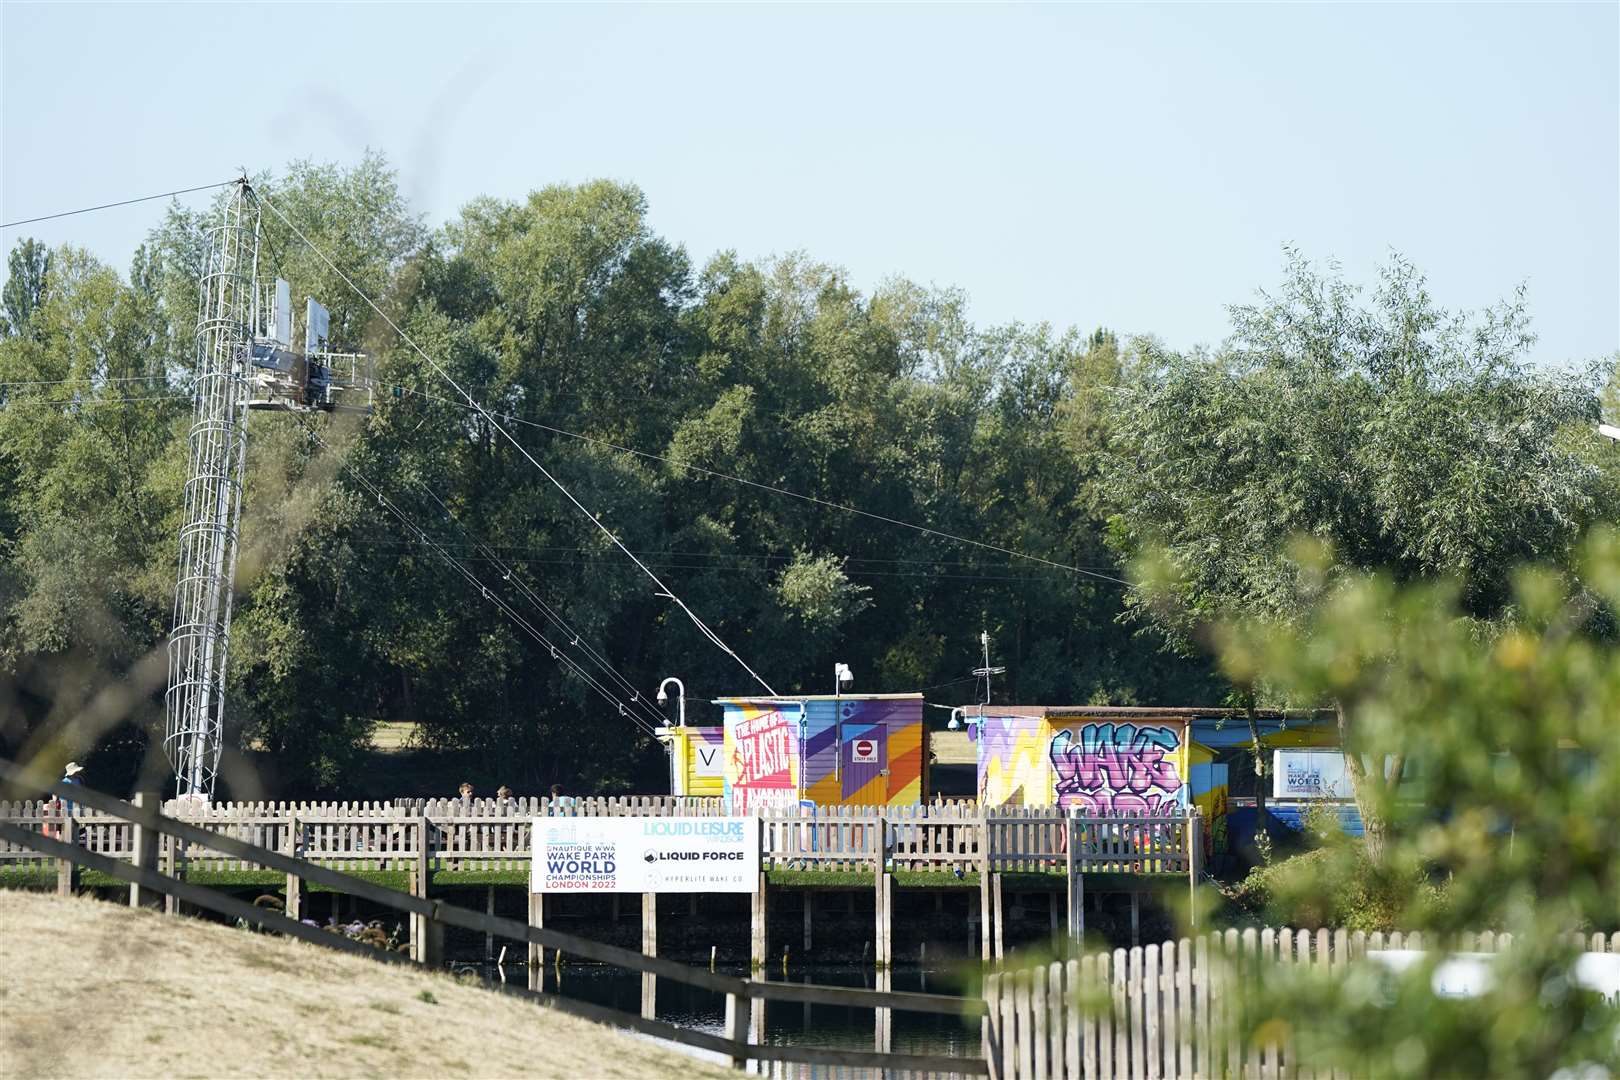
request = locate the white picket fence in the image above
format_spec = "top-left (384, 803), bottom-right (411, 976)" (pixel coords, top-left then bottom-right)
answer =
top-left (983, 927), bottom-right (1620, 1079)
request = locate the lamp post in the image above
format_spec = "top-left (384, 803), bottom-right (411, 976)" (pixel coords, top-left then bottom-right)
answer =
top-left (833, 663), bottom-right (853, 781)
top-left (656, 677), bottom-right (686, 727)
top-left (656, 676), bottom-right (686, 797)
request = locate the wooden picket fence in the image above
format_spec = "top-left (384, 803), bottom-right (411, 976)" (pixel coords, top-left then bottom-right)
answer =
top-left (983, 927), bottom-right (1620, 1079)
top-left (1, 798), bottom-right (1196, 877)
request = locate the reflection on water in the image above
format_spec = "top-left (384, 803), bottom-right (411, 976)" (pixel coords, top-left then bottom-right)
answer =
top-left (460, 960), bottom-right (981, 1071)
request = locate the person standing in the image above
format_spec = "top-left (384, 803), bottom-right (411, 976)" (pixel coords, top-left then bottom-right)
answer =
top-left (53, 761), bottom-right (84, 840)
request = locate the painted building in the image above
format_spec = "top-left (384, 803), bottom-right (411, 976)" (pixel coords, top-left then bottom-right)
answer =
top-left (658, 726), bottom-right (725, 797)
top-left (715, 694), bottom-right (927, 813)
top-left (971, 707), bottom-right (1194, 814)
top-left (970, 706), bottom-right (1341, 855)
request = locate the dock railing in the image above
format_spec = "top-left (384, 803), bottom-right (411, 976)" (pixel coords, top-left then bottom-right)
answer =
top-left (1, 796), bottom-right (1201, 878)
top-left (0, 759), bottom-right (988, 1076)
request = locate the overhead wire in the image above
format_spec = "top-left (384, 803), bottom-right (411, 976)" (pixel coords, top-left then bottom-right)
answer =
top-left (258, 184), bottom-right (780, 697)
top-left (2, 180), bottom-right (239, 230)
top-left (403, 480), bottom-right (669, 729)
top-left (296, 418), bottom-right (665, 740)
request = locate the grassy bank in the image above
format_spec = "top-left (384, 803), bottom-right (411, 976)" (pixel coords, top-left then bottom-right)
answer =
top-left (0, 890), bottom-right (729, 1079)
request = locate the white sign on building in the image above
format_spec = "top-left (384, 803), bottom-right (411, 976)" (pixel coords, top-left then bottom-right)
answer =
top-left (1272, 748), bottom-right (1356, 799)
top-left (530, 816), bottom-right (759, 893)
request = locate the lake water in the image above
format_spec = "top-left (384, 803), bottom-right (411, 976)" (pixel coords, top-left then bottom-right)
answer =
top-left (460, 959), bottom-right (982, 1074)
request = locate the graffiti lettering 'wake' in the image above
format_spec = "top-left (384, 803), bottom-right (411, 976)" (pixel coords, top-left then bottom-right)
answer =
top-left (1050, 723), bottom-right (1182, 814)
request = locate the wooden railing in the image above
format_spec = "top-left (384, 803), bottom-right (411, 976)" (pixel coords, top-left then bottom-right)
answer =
top-left (1, 797), bottom-right (1200, 877)
top-left (0, 760), bottom-right (987, 1077)
top-left (984, 927), bottom-right (1620, 1079)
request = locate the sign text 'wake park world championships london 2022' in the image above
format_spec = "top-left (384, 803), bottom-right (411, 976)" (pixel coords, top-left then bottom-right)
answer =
top-left (530, 816), bottom-right (760, 893)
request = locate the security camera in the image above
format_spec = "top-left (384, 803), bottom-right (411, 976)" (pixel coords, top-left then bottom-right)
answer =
top-left (835, 663), bottom-right (854, 689)
top-left (1600, 423), bottom-right (1620, 443)
top-left (948, 717), bottom-right (961, 731)
top-left (656, 689), bottom-right (668, 705)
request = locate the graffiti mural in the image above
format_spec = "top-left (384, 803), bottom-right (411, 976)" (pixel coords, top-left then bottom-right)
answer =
top-left (728, 708), bottom-right (798, 813)
top-left (1050, 723), bottom-right (1184, 814)
top-left (974, 715), bottom-right (1049, 806)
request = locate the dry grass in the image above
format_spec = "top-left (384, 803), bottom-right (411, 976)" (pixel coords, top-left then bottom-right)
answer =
top-left (367, 721), bottom-right (421, 752)
top-left (0, 890), bottom-right (730, 1079)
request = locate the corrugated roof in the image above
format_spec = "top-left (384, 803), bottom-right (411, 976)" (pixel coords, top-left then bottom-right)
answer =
top-left (712, 693), bottom-right (925, 704)
top-left (957, 705), bottom-right (1334, 721)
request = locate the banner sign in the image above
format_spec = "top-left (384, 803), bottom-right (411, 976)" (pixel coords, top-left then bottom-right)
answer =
top-left (530, 816), bottom-right (759, 893)
top-left (1272, 749), bottom-right (1355, 800)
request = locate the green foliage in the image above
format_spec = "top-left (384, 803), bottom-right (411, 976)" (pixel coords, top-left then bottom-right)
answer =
top-left (1104, 251), bottom-right (1604, 641)
top-left (1224, 846), bottom-right (1447, 932)
top-left (1215, 533), bottom-right (1620, 1076)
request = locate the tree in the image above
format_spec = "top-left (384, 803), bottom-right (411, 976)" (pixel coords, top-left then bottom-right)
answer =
top-left (1102, 253), bottom-right (1605, 858)
top-left (0, 239), bottom-right (51, 339)
top-left (1217, 532), bottom-right (1620, 1077)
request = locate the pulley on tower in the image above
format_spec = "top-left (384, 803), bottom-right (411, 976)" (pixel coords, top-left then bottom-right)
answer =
top-left (246, 279), bottom-right (373, 412)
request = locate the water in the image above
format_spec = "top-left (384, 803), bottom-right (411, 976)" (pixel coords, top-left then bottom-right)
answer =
top-left (460, 960), bottom-right (982, 1073)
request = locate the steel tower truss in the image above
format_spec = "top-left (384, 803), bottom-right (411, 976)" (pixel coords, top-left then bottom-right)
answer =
top-left (164, 180), bottom-right (259, 800)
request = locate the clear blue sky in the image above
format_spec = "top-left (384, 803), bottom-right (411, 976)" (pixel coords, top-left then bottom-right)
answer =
top-left (4, 2), bottom-right (1616, 366)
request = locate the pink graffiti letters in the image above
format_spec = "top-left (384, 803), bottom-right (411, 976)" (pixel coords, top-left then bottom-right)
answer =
top-left (1050, 723), bottom-right (1183, 814)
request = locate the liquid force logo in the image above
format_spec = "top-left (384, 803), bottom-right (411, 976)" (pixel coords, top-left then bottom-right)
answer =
top-left (643, 850), bottom-right (748, 862)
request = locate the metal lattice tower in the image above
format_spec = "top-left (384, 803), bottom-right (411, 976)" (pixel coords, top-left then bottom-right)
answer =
top-left (164, 179), bottom-right (259, 800)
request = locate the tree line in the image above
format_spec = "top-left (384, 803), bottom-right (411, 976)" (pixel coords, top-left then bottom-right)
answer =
top-left (2, 154), bottom-right (1614, 798)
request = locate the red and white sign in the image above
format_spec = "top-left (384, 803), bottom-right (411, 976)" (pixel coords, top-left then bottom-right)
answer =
top-left (851, 738), bottom-right (878, 764)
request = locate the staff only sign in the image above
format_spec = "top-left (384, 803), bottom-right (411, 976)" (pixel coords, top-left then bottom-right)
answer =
top-left (530, 816), bottom-right (760, 893)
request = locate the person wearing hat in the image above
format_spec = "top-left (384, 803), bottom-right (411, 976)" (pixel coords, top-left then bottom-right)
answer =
top-left (54, 761), bottom-right (84, 839)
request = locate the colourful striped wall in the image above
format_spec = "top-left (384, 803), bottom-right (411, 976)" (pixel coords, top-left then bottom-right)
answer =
top-left (718, 695), bottom-right (925, 810)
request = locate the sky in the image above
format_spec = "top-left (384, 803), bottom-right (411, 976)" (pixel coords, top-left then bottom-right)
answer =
top-left (3, 3), bottom-right (1617, 367)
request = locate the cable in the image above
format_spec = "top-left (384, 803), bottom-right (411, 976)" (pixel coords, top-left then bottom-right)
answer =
top-left (404, 480), bottom-right (668, 729)
top-left (259, 185), bottom-right (780, 697)
top-left (297, 418), bottom-right (664, 740)
top-left (0, 375), bottom-right (175, 390)
top-left (0, 394), bottom-right (181, 408)
top-left (389, 384), bottom-right (1130, 587)
top-left (2, 180), bottom-right (238, 230)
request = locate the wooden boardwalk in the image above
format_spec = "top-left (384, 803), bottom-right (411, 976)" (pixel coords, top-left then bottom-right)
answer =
top-left (0, 796), bottom-right (1200, 877)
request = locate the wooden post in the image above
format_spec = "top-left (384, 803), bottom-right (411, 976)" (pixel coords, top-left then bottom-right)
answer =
top-left (978, 812), bottom-right (993, 962)
top-left (750, 816), bottom-right (768, 972)
top-left (129, 793), bottom-right (162, 910)
top-left (724, 991), bottom-right (748, 1070)
top-left (284, 814), bottom-right (301, 921)
top-left (641, 892), bottom-right (658, 1020)
top-left (875, 968), bottom-right (893, 1054)
top-left (1065, 811), bottom-right (1081, 943)
top-left (485, 885), bottom-right (496, 960)
top-left (411, 813), bottom-right (442, 965)
top-left (1188, 810), bottom-right (1203, 928)
top-left (874, 813), bottom-right (889, 969)
top-left (993, 871), bottom-right (1005, 961)
top-left (55, 812), bottom-right (76, 896)
top-left (527, 892), bottom-right (545, 991)
top-left (161, 832), bottom-right (180, 916)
